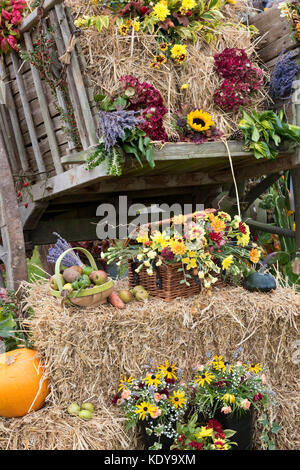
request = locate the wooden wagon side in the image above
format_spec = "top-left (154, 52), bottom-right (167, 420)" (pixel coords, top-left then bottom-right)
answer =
top-left (0, 3), bottom-right (300, 289)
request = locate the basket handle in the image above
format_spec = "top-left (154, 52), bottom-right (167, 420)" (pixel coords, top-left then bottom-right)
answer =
top-left (55, 247), bottom-right (98, 292)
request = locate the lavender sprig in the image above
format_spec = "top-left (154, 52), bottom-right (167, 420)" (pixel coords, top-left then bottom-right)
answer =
top-left (269, 51), bottom-right (299, 101)
top-left (47, 233), bottom-right (84, 267)
top-left (98, 109), bottom-right (140, 153)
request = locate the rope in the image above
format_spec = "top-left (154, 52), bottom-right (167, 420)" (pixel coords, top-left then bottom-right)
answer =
top-left (59, 34), bottom-right (77, 65)
top-left (222, 138), bottom-right (241, 219)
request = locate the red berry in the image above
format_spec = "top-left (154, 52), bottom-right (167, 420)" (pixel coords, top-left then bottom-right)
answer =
top-left (24, 203), bottom-right (28, 208)
top-left (16, 191), bottom-right (21, 197)
top-left (24, 181), bottom-right (29, 187)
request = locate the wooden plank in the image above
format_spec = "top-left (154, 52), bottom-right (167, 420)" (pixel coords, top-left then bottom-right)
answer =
top-left (55, 3), bottom-right (98, 147)
top-left (24, 31), bottom-right (63, 175)
top-left (11, 51), bottom-right (46, 177)
top-left (19, 0), bottom-right (64, 33)
top-left (291, 71), bottom-right (300, 254)
top-left (0, 132), bottom-right (27, 289)
top-left (49, 9), bottom-right (90, 150)
top-left (258, 33), bottom-right (298, 63)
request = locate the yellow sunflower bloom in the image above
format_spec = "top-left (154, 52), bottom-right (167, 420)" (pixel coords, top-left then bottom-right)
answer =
top-left (158, 360), bottom-right (177, 380)
top-left (169, 390), bottom-right (187, 409)
top-left (247, 363), bottom-right (262, 374)
top-left (170, 240), bottom-right (186, 256)
top-left (195, 370), bottom-right (215, 387)
top-left (187, 109), bottom-right (214, 132)
top-left (118, 375), bottom-right (133, 392)
top-left (119, 24), bottom-right (129, 36)
top-left (170, 44), bottom-right (187, 59)
top-left (144, 373), bottom-right (162, 388)
top-left (135, 401), bottom-right (157, 420)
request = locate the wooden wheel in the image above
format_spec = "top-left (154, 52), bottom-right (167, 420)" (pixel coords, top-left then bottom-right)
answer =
top-left (0, 135), bottom-right (27, 290)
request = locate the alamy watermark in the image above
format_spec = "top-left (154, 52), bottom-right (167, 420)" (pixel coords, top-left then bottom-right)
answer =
top-left (95, 195), bottom-right (205, 240)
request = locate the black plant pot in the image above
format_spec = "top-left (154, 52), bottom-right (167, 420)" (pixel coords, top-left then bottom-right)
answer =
top-left (214, 408), bottom-right (254, 450)
top-left (141, 423), bottom-right (175, 450)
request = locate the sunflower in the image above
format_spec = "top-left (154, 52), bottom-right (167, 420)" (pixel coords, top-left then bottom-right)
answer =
top-left (169, 390), bottom-right (187, 408)
top-left (135, 401), bottom-right (157, 420)
top-left (187, 109), bottom-right (214, 132)
top-left (158, 360), bottom-right (177, 380)
top-left (144, 373), bottom-right (162, 388)
top-left (170, 44), bottom-right (187, 59)
top-left (118, 375), bottom-right (133, 392)
top-left (154, 54), bottom-right (167, 64)
top-left (195, 370), bottom-right (215, 387)
top-left (247, 363), bottom-right (263, 374)
top-left (119, 25), bottom-right (129, 36)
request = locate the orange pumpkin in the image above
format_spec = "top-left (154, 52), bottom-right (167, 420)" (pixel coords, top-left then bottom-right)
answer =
top-left (0, 348), bottom-right (49, 417)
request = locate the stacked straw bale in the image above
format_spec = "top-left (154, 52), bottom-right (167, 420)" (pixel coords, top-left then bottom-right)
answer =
top-left (0, 280), bottom-right (299, 450)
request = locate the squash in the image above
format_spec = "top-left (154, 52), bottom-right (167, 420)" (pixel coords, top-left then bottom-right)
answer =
top-left (0, 348), bottom-right (49, 417)
top-left (243, 271), bottom-right (276, 293)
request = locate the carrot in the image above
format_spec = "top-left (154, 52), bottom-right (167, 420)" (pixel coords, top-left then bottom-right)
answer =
top-left (108, 292), bottom-right (125, 309)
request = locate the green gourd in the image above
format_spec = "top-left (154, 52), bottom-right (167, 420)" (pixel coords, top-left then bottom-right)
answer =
top-left (243, 271), bottom-right (276, 293)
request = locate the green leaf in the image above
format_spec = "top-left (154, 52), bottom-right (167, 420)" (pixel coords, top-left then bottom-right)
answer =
top-left (271, 421), bottom-right (283, 434)
top-left (251, 127), bottom-right (260, 142)
top-left (223, 429), bottom-right (236, 438)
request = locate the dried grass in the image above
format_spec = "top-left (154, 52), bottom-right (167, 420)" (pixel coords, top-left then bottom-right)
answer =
top-left (66, 0), bottom-right (268, 137)
top-left (0, 279), bottom-right (299, 450)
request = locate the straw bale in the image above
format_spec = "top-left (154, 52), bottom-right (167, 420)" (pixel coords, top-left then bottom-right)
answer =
top-left (0, 279), bottom-right (298, 450)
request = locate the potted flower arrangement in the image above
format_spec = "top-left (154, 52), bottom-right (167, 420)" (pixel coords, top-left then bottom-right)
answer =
top-left (104, 210), bottom-right (262, 299)
top-left (112, 360), bottom-right (188, 450)
top-left (191, 354), bottom-right (275, 450)
top-left (170, 413), bottom-right (236, 450)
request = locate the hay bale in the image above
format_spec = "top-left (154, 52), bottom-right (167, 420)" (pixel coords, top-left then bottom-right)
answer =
top-left (0, 280), bottom-right (299, 449)
top-left (66, 0), bottom-right (268, 138)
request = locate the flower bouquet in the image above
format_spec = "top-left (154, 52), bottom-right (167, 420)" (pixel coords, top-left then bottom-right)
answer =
top-left (104, 209), bottom-right (262, 299)
top-left (191, 354), bottom-right (275, 449)
top-left (171, 413), bottom-right (236, 450)
top-left (112, 360), bottom-right (188, 450)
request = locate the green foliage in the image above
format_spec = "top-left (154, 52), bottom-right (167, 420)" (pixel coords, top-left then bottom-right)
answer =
top-left (0, 292), bottom-right (27, 352)
top-left (238, 110), bottom-right (300, 160)
top-left (259, 413), bottom-right (282, 450)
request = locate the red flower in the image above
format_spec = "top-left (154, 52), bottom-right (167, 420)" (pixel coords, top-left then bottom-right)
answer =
top-left (239, 222), bottom-right (247, 234)
top-left (2, 9), bottom-right (11, 21)
top-left (7, 35), bottom-right (18, 50)
top-left (111, 392), bottom-right (120, 405)
top-left (253, 393), bottom-right (263, 402)
top-left (206, 419), bottom-right (223, 434)
top-left (209, 231), bottom-right (224, 245)
top-left (139, 6), bottom-right (149, 15)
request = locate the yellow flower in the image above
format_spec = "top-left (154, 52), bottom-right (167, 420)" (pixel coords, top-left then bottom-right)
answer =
top-left (118, 375), bottom-right (133, 391)
top-left (170, 44), bottom-right (187, 59)
top-left (158, 360), bottom-right (177, 380)
top-left (248, 363), bottom-right (262, 374)
top-left (210, 355), bottom-right (225, 370)
top-left (195, 370), bottom-right (215, 387)
top-left (154, 54), bottom-right (167, 65)
top-left (136, 232), bottom-right (149, 244)
top-left (187, 250), bottom-right (196, 257)
top-left (217, 211), bottom-right (231, 222)
top-left (187, 258), bottom-right (197, 270)
top-left (181, 0), bottom-right (197, 9)
top-left (249, 248), bottom-right (260, 264)
top-left (211, 217), bottom-right (226, 233)
top-left (133, 21), bottom-right (140, 32)
top-left (119, 24), bottom-right (129, 36)
top-left (169, 390), bottom-right (187, 409)
top-left (144, 373), bottom-right (162, 388)
top-left (170, 240), bottom-right (186, 256)
top-left (149, 61), bottom-right (160, 70)
top-left (135, 401), bottom-right (157, 420)
top-left (223, 393), bottom-right (235, 404)
top-left (187, 108), bottom-right (214, 132)
top-left (182, 257), bottom-right (189, 264)
top-left (181, 83), bottom-right (189, 90)
top-left (159, 42), bottom-right (169, 51)
top-left (222, 255), bottom-right (234, 270)
top-left (212, 439), bottom-right (229, 450)
top-left (152, 1), bottom-right (170, 21)
top-left (227, 0), bottom-right (236, 4)
top-left (195, 426), bottom-right (214, 439)
top-left (237, 232), bottom-right (250, 247)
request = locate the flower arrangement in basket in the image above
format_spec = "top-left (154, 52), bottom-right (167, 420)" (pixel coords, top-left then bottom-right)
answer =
top-left (170, 413), bottom-right (236, 450)
top-left (104, 209), bottom-right (262, 299)
top-left (112, 360), bottom-right (188, 450)
top-left (48, 234), bottom-right (114, 308)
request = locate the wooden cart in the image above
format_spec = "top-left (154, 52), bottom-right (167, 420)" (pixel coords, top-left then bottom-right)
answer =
top-left (0, 1), bottom-right (299, 289)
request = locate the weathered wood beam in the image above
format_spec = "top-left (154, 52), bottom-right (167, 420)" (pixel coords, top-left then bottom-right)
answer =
top-left (24, 32), bottom-right (63, 175)
top-left (0, 131), bottom-right (27, 289)
top-left (241, 173), bottom-right (282, 214)
top-left (19, 0), bottom-right (64, 33)
top-left (11, 51), bottom-right (46, 177)
top-left (291, 72), bottom-right (300, 254)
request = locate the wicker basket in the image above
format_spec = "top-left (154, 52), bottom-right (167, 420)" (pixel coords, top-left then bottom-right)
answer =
top-left (50, 247), bottom-right (114, 307)
top-left (128, 260), bottom-right (201, 301)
